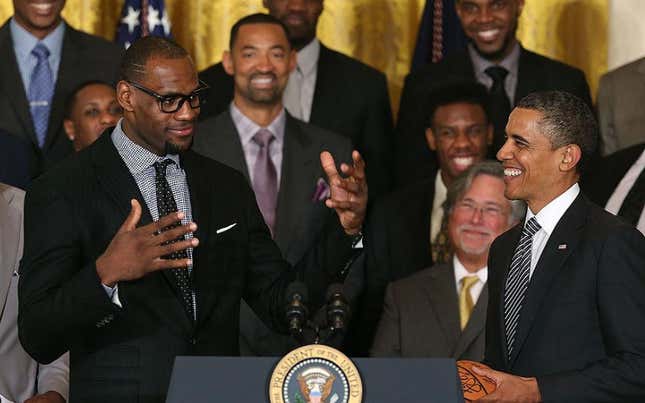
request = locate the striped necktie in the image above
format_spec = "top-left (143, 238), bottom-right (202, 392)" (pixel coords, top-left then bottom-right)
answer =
top-left (504, 217), bottom-right (541, 358)
top-left (29, 43), bottom-right (55, 148)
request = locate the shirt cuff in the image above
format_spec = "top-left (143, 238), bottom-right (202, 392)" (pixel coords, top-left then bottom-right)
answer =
top-left (102, 283), bottom-right (123, 308)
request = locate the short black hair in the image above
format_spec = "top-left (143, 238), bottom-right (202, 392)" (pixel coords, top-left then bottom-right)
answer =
top-left (229, 13), bottom-right (291, 49)
top-left (516, 90), bottom-right (598, 173)
top-left (425, 81), bottom-right (491, 129)
top-left (120, 36), bottom-right (190, 82)
top-left (64, 80), bottom-right (114, 119)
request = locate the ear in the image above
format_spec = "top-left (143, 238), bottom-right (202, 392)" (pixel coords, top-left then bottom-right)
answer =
top-left (63, 119), bottom-right (75, 141)
top-left (425, 127), bottom-right (437, 151)
top-left (559, 144), bottom-right (581, 172)
top-left (222, 50), bottom-right (234, 76)
top-left (117, 80), bottom-right (135, 112)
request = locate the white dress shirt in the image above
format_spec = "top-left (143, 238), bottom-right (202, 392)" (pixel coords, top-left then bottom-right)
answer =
top-left (453, 255), bottom-right (488, 305)
top-left (605, 148), bottom-right (645, 235)
top-left (525, 183), bottom-right (580, 278)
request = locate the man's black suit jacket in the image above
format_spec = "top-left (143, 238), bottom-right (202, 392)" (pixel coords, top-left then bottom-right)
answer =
top-left (395, 47), bottom-right (592, 187)
top-left (0, 20), bottom-right (122, 180)
top-left (583, 142), bottom-right (645, 207)
top-left (17, 133), bottom-right (344, 403)
top-left (198, 43), bottom-right (394, 198)
top-left (485, 194), bottom-right (645, 402)
top-left (349, 177), bottom-right (436, 355)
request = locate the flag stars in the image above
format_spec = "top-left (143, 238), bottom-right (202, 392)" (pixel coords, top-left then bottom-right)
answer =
top-left (121, 6), bottom-right (140, 34)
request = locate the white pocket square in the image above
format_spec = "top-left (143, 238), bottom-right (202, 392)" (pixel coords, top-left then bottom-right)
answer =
top-left (216, 223), bottom-right (237, 234)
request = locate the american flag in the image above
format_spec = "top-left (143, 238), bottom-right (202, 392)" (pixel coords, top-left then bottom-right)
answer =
top-left (411, 0), bottom-right (467, 71)
top-left (116, 0), bottom-right (171, 49)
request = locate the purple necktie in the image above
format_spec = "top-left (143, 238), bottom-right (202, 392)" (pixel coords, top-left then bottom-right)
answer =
top-left (252, 128), bottom-right (278, 236)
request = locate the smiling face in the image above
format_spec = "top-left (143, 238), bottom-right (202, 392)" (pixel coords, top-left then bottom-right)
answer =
top-left (264, 0), bottom-right (324, 50)
top-left (449, 173), bottom-right (512, 268)
top-left (13, 0), bottom-right (65, 39)
top-left (117, 56), bottom-right (200, 156)
top-left (426, 102), bottom-right (492, 186)
top-left (456, 0), bottom-right (524, 62)
top-left (497, 107), bottom-right (578, 213)
top-left (224, 22), bottom-right (296, 110)
top-left (63, 83), bottom-right (121, 151)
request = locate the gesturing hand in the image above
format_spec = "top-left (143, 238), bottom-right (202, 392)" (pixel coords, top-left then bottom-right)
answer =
top-left (320, 150), bottom-right (368, 235)
top-left (96, 199), bottom-right (198, 286)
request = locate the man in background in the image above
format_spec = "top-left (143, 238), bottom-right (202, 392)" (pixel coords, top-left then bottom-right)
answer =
top-left (1, 182), bottom-right (68, 403)
top-left (63, 81), bottom-right (122, 152)
top-left (193, 13), bottom-right (361, 356)
top-left (0, 0), bottom-right (122, 179)
top-left (395, 0), bottom-right (591, 187)
top-left (371, 161), bottom-right (523, 359)
top-left (199, 0), bottom-right (393, 198)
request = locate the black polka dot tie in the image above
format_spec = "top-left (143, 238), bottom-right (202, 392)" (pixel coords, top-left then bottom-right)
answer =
top-left (154, 159), bottom-right (195, 321)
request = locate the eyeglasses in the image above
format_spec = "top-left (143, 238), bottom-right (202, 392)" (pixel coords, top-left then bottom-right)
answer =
top-left (127, 80), bottom-right (209, 113)
top-left (454, 200), bottom-right (505, 219)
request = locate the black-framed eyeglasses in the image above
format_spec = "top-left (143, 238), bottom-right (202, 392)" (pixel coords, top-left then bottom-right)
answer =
top-left (127, 80), bottom-right (209, 113)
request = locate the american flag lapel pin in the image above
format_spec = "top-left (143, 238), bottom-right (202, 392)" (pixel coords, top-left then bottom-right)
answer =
top-left (558, 244), bottom-right (567, 250)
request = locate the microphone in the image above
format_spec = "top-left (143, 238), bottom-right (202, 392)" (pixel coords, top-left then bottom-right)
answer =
top-left (285, 282), bottom-right (309, 338)
top-left (326, 284), bottom-right (350, 331)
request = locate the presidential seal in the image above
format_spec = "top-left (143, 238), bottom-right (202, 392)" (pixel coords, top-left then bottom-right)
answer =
top-left (269, 344), bottom-right (363, 403)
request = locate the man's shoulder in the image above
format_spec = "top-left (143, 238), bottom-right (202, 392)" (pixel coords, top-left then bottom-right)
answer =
top-left (64, 25), bottom-right (123, 56)
top-left (289, 115), bottom-right (352, 150)
top-left (378, 178), bottom-right (435, 210)
top-left (404, 51), bottom-right (472, 85)
top-left (520, 47), bottom-right (585, 78)
top-left (600, 56), bottom-right (645, 87)
top-left (319, 43), bottom-right (386, 82)
top-left (199, 61), bottom-right (229, 83)
top-left (389, 263), bottom-right (450, 293)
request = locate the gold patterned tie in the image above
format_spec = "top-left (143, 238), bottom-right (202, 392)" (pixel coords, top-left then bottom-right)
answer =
top-left (431, 213), bottom-right (451, 264)
top-left (459, 276), bottom-right (479, 330)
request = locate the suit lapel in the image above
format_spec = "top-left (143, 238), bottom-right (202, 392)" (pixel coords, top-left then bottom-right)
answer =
top-left (0, 23), bottom-right (37, 145)
top-left (514, 48), bottom-right (540, 105)
top-left (0, 188), bottom-right (22, 315)
top-left (509, 195), bottom-right (587, 366)
top-left (212, 112), bottom-right (250, 181)
top-left (497, 223), bottom-right (522, 365)
top-left (91, 133), bottom-right (193, 334)
top-left (422, 264), bottom-right (461, 351)
top-left (454, 285), bottom-right (488, 359)
top-left (274, 115), bottom-right (317, 257)
top-left (309, 44), bottom-right (335, 126)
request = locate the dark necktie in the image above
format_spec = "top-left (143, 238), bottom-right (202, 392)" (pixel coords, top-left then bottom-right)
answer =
top-left (504, 217), bottom-right (541, 358)
top-left (252, 129), bottom-right (278, 236)
top-left (153, 159), bottom-right (195, 320)
top-left (485, 66), bottom-right (511, 154)
top-left (617, 167), bottom-right (645, 225)
top-left (29, 43), bottom-right (54, 148)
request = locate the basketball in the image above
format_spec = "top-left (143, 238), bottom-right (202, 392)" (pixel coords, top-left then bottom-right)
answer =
top-left (457, 360), bottom-right (497, 402)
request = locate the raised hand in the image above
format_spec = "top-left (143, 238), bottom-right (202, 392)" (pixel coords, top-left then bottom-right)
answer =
top-left (320, 150), bottom-right (368, 235)
top-left (96, 199), bottom-right (198, 286)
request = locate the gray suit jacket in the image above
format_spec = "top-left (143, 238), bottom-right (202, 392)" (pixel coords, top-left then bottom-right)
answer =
top-left (370, 263), bottom-right (487, 360)
top-left (193, 111), bottom-right (353, 355)
top-left (597, 57), bottom-right (645, 156)
top-left (0, 183), bottom-right (68, 402)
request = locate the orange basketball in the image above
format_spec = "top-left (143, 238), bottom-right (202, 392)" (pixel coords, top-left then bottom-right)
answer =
top-left (457, 360), bottom-right (497, 402)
